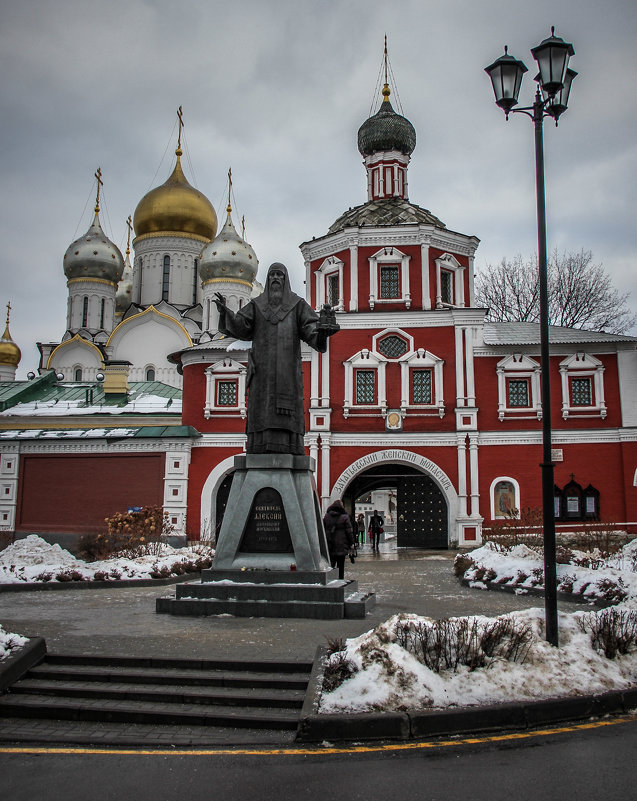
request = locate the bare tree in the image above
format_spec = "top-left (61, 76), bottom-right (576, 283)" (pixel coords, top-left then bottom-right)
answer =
top-left (475, 250), bottom-right (636, 334)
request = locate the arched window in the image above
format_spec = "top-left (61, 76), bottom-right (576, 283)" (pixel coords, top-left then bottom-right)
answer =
top-left (490, 477), bottom-right (521, 520)
top-left (162, 255), bottom-right (170, 301)
top-left (74, 367), bottom-right (83, 382)
top-left (193, 258), bottom-right (199, 305)
top-left (99, 298), bottom-right (105, 329)
top-left (82, 297), bottom-right (89, 328)
top-left (145, 367), bottom-right (156, 382)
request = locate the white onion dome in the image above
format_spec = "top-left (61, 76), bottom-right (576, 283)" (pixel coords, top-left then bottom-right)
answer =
top-left (115, 252), bottom-right (134, 315)
top-left (133, 149), bottom-right (217, 242)
top-left (198, 208), bottom-right (258, 284)
top-left (357, 84), bottom-right (416, 157)
top-left (63, 213), bottom-right (125, 284)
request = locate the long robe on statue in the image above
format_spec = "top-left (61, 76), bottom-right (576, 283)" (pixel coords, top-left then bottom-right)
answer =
top-left (218, 263), bottom-right (328, 455)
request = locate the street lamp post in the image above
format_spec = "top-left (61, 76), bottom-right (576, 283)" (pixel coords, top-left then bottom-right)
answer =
top-left (485, 28), bottom-right (576, 647)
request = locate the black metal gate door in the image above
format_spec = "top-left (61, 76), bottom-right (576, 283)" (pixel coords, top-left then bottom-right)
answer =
top-left (397, 476), bottom-right (448, 548)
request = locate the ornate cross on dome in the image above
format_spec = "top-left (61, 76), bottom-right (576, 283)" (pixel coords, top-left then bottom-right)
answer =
top-left (125, 215), bottom-right (133, 257)
top-left (227, 167), bottom-right (233, 214)
top-left (94, 167), bottom-right (103, 213)
top-left (177, 106), bottom-right (184, 154)
top-left (5, 301), bottom-right (11, 327)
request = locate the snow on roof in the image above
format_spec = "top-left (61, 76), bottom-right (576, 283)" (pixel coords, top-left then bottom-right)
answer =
top-left (482, 322), bottom-right (637, 346)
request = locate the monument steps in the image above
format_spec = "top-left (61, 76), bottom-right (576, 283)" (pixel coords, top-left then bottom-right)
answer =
top-left (0, 653), bottom-right (312, 731)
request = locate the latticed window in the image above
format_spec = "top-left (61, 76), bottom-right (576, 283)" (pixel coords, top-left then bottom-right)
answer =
top-left (440, 270), bottom-right (453, 304)
top-left (377, 335), bottom-right (408, 359)
top-left (508, 379), bottom-right (530, 407)
top-left (571, 377), bottom-right (592, 406)
top-left (217, 380), bottom-right (238, 406)
top-left (379, 265), bottom-right (400, 299)
top-left (355, 370), bottom-right (375, 404)
top-left (162, 255), bottom-right (170, 301)
top-left (327, 273), bottom-right (339, 307)
top-left (412, 369), bottom-right (432, 404)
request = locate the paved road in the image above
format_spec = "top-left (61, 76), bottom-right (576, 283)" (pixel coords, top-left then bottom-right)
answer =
top-left (2, 714), bottom-right (635, 801)
top-left (0, 546), bottom-right (591, 662)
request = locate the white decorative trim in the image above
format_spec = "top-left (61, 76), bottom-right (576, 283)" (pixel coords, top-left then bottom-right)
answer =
top-left (343, 349), bottom-right (387, 417)
top-left (489, 476), bottom-right (521, 520)
top-left (204, 358), bottom-right (247, 418)
top-left (399, 348), bottom-right (445, 417)
top-left (314, 256), bottom-right (345, 310)
top-left (199, 455), bottom-right (236, 538)
top-left (368, 247), bottom-right (411, 310)
top-left (559, 352), bottom-right (607, 420)
top-left (434, 253), bottom-right (466, 308)
top-left (496, 353), bottom-right (542, 422)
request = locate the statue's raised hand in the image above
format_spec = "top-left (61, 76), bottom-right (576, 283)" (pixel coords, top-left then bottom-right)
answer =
top-left (213, 292), bottom-right (227, 312)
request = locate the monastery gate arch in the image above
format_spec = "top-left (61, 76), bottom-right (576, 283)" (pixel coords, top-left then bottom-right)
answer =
top-left (329, 450), bottom-right (459, 549)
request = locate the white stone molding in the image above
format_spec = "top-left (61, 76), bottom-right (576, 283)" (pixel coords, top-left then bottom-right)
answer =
top-left (204, 358), bottom-right (247, 418)
top-left (434, 253), bottom-right (466, 308)
top-left (420, 243), bottom-right (431, 310)
top-left (559, 352), bottom-right (607, 420)
top-left (343, 349), bottom-right (387, 417)
top-left (0, 451), bottom-right (19, 530)
top-left (368, 247), bottom-right (411, 310)
top-left (314, 256), bottom-right (345, 311)
top-left (496, 353), bottom-right (542, 422)
top-left (199, 455), bottom-right (237, 539)
top-left (489, 476), bottom-right (521, 521)
top-left (348, 245), bottom-right (358, 311)
top-left (398, 348), bottom-right (445, 417)
top-left (163, 448), bottom-right (191, 536)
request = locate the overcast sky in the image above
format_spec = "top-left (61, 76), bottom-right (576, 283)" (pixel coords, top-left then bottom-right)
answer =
top-left (1, 0), bottom-right (635, 375)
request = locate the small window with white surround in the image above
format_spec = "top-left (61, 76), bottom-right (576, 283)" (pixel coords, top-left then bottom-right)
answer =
top-left (204, 359), bottom-right (247, 418)
top-left (368, 247), bottom-right (411, 309)
top-left (490, 477), bottom-right (521, 520)
top-left (559, 353), bottom-right (606, 419)
top-left (343, 349), bottom-right (386, 417)
top-left (315, 256), bottom-right (344, 310)
top-left (434, 253), bottom-right (466, 308)
top-left (496, 354), bottom-right (542, 421)
top-left (399, 348), bottom-right (445, 417)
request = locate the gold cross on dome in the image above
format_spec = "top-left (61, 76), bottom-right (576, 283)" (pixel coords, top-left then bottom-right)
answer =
top-left (94, 167), bottom-right (103, 213)
top-left (177, 106), bottom-right (184, 152)
top-left (126, 215), bottom-right (133, 256)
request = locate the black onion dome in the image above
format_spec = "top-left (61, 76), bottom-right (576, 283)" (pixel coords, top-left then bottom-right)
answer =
top-left (357, 97), bottom-right (416, 157)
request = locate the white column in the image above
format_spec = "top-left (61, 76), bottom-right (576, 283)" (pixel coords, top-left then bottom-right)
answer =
top-left (457, 434), bottom-right (468, 517)
top-left (310, 349), bottom-right (320, 407)
top-left (469, 434), bottom-right (480, 517)
top-left (465, 326), bottom-right (476, 406)
top-left (349, 244), bottom-right (358, 311)
top-left (320, 433), bottom-right (331, 510)
top-left (420, 243), bottom-right (430, 309)
top-left (455, 326), bottom-right (465, 407)
top-left (321, 349), bottom-right (330, 407)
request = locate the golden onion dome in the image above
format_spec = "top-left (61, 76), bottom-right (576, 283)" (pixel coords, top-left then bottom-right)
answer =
top-left (133, 149), bottom-right (217, 243)
top-left (0, 306), bottom-right (21, 368)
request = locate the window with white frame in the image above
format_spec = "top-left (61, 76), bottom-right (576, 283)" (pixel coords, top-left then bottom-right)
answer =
top-left (343, 349), bottom-right (386, 417)
top-left (399, 348), bottom-right (445, 416)
top-left (204, 358), bottom-right (247, 418)
top-left (434, 253), bottom-right (466, 308)
top-left (315, 256), bottom-right (344, 310)
top-left (496, 354), bottom-right (542, 421)
top-left (559, 353), bottom-right (607, 419)
top-left (368, 247), bottom-right (411, 309)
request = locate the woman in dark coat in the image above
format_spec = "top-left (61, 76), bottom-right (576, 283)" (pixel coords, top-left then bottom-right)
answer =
top-left (323, 500), bottom-right (355, 580)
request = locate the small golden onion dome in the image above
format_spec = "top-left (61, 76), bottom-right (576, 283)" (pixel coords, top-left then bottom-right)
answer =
top-left (0, 318), bottom-right (21, 368)
top-left (133, 151), bottom-right (217, 242)
top-left (199, 208), bottom-right (258, 284)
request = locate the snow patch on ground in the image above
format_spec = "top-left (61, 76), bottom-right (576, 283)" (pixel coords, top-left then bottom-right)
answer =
top-left (0, 534), bottom-right (214, 584)
top-left (0, 624), bottom-right (28, 661)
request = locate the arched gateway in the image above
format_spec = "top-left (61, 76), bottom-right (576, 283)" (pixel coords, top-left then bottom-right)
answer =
top-left (330, 450), bottom-right (459, 549)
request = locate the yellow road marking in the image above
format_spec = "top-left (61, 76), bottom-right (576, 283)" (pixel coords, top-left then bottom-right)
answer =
top-left (0, 713), bottom-right (635, 757)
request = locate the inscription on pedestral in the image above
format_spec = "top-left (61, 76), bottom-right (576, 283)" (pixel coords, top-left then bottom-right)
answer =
top-left (238, 487), bottom-right (293, 553)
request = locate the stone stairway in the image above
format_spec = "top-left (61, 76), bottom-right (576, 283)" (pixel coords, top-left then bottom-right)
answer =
top-left (0, 653), bottom-right (312, 733)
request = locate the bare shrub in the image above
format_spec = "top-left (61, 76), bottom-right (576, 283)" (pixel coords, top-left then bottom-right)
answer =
top-left (577, 608), bottom-right (637, 658)
top-left (393, 616), bottom-right (532, 673)
top-left (483, 507), bottom-right (543, 549)
top-left (568, 524), bottom-right (630, 558)
top-left (322, 637), bottom-right (358, 693)
top-left (55, 569), bottom-right (85, 582)
top-left (34, 571), bottom-right (53, 582)
top-left (594, 577), bottom-right (628, 605)
top-left (78, 506), bottom-right (175, 561)
top-left (453, 554), bottom-right (474, 577)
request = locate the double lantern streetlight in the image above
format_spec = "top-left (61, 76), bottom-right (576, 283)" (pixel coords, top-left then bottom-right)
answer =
top-left (485, 29), bottom-right (577, 647)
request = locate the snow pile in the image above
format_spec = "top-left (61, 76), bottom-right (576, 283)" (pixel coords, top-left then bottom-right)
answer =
top-left (0, 534), bottom-right (214, 584)
top-left (0, 624), bottom-right (28, 661)
top-left (455, 539), bottom-right (637, 604)
top-left (320, 604), bottom-right (637, 713)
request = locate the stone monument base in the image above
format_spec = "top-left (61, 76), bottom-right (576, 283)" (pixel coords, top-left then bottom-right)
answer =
top-left (156, 453), bottom-right (376, 619)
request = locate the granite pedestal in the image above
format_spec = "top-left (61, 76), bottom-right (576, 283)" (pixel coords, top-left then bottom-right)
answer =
top-left (157, 454), bottom-right (375, 619)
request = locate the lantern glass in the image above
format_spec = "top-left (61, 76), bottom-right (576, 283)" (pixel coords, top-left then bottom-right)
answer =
top-left (542, 68), bottom-right (577, 121)
top-left (531, 28), bottom-right (574, 97)
top-left (485, 49), bottom-right (528, 113)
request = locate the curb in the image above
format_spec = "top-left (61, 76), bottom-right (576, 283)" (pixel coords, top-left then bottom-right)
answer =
top-left (0, 637), bottom-right (47, 692)
top-left (297, 648), bottom-right (637, 743)
top-left (0, 573), bottom-right (201, 593)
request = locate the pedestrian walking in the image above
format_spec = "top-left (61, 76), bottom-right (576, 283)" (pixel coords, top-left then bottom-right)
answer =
top-left (356, 513), bottom-right (366, 545)
top-left (368, 509), bottom-right (384, 552)
top-left (323, 499), bottom-right (355, 580)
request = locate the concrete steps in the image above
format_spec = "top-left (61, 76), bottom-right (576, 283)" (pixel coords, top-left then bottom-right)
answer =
top-left (0, 653), bottom-right (312, 732)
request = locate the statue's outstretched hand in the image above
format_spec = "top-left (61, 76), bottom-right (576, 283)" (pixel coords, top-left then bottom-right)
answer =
top-left (318, 304), bottom-right (340, 336)
top-left (213, 292), bottom-right (227, 311)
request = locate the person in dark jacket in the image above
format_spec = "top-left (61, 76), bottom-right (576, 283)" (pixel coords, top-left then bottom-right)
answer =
top-left (323, 499), bottom-right (355, 580)
top-left (368, 509), bottom-right (384, 552)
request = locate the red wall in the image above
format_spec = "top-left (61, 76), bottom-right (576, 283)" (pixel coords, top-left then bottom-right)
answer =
top-left (16, 453), bottom-right (164, 534)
